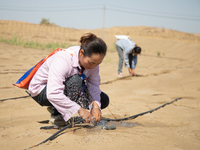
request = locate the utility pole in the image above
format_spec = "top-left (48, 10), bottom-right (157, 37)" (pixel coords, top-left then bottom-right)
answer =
top-left (102, 5), bottom-right (105, 40)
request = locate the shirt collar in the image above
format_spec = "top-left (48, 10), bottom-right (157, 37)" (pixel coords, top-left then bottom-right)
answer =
top-left (71, 46), bottom-right (81, 69)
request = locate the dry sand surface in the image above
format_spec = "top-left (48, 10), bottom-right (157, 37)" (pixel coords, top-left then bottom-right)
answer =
top-left (0, 23), bottom-right (200, 150)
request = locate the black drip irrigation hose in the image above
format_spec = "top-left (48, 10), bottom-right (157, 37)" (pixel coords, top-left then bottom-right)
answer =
top-left (0, 95), bottom-right (30, 102)
top-left (24, 97), bottom-right (182, 150)
top-left (24, 118), bottom-right (85, 150)
top-left (102, 97), bottom-right (182, 122)
top-left (0, 91), bottom-right (31, 102)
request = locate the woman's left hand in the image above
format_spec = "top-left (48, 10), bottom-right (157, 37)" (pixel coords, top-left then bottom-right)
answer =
top-left (129, 68), bottom-right (136, 76)
top-left (91, 107), bottom-right (101, 122)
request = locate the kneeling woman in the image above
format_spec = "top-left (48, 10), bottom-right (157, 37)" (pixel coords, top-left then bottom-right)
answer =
top-left (28, 33), bottom-right (109, 127)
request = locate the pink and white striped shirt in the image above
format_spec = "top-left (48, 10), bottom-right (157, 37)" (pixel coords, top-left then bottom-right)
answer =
top-left (28, 46), bottom-right (101, 121)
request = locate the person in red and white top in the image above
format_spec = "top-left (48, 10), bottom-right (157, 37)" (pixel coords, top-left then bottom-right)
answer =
top-left (29, 33), bottom-right (109, 127)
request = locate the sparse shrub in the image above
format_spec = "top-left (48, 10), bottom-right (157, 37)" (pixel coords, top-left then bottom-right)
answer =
top-left (40, 18), bottom-right (56, 26)
top-left (40, 18), bottom-right (50, 25)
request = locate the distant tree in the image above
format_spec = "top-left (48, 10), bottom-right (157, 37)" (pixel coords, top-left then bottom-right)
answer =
top-left (40, 18), bottom-right (56, 26)
top-left (40, 18), bottom-right (50, 25)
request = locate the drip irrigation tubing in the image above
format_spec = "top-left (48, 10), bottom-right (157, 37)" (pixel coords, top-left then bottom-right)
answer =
top-left (0, 91), bottom-right (31, 102)
top-left (1, 75), bottom-right (141, 102)
top-left (102, 97), bottom-right (182, 121)
top-left (0, 76), bottom-right (132, 102)
top-left (24, 97), bottom-right (182, 150)
top-left (24, 118), bottom-right (85, 150)
top-left (0, 95), bottom-right (30, 102)
top-left (101, 75), bottom-right (141, 85)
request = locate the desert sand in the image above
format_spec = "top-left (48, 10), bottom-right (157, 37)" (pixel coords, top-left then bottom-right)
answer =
top-left (0, 21), bottom-right (200, 150)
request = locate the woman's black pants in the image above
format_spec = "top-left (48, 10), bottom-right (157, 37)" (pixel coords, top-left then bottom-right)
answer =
top-left (32, 74), bottom-right (109, 116)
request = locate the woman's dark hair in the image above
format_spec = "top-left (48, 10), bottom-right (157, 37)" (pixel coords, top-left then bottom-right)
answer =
top-left (80, 33), bottom-right (107, 57)
top-left (133, 46), bottom-right (142, 54)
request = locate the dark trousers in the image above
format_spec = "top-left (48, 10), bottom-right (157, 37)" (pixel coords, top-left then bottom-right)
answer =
top-left (128, 53), bottom-right (133, 69)
top-left (32, 74), bottom-right (109, 116)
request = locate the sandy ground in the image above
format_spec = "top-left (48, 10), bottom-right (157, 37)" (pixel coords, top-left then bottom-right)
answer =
top-left (0, 35), bottom-right (200, 150)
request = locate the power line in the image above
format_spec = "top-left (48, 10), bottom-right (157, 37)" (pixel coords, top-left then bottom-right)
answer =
top-left (0, 4), bottom-right (102, 9)
top-left (107, 8), bottom-right (200, 21)
top-left (1, 4), bottom-right (199, 19)
top-left (106, 4), bottom-right (200, 18)
top-left (0, 6), bottom-right (102, 12)
top-left (0, 4), bottom-right (199, 21)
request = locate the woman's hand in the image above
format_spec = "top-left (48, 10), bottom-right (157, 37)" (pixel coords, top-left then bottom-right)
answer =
top-left (128, 67), bottom-right (132, 74)
top-left (129, 68), bottom-right (136, 76)
top-left (91, 107), bottom-right (101, 122)
top-left (91, 101), bottom-right (101, 122)
top-left (78, 107), bottom-right (93, 123)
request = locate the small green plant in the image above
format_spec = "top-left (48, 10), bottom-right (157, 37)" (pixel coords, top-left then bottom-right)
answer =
top-left (109, 42), bottom-right (116, 52)
top-left (0, 35), bottom-right (21, 46)
top-left (105, 58), bottom-right (111, 63)
top-left (157, 51), bottom-right (160, 56)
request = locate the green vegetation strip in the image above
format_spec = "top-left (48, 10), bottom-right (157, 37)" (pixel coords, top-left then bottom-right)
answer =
top-left (0, 36), bottom-right (72, 51)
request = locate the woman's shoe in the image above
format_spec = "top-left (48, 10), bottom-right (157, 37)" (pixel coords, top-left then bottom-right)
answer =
top-left (117, 73), bottom-right (123, 77)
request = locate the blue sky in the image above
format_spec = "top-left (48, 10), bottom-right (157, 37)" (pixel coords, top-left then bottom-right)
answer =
top-left (0, 0), bottom-right (200, 34)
